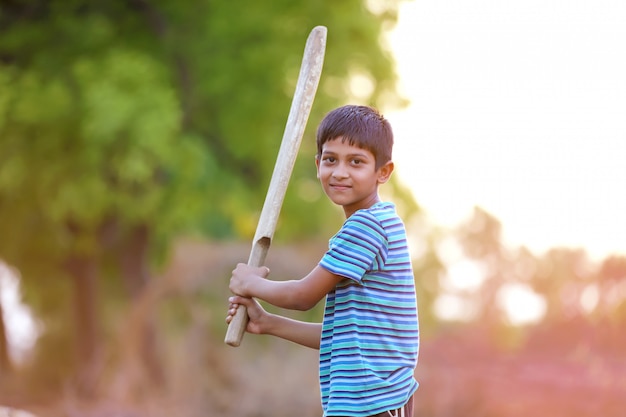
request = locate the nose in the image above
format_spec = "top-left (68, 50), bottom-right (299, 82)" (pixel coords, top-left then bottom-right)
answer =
top-left (332, 162), bottom-right (349, 179)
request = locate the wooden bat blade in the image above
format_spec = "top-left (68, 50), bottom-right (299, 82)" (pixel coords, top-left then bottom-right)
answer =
top-left (224, 26), bottom-right (327, 347)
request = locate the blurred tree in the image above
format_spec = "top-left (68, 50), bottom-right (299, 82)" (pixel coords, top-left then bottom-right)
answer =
top-left (411, 231), bottom-right (445, 336)
top-left (454, 206), bottom-right (626, 353)
top-left (596, 255), bottom-right (626, 322)
top-left (456, 207), bottom-right (510, 326)
top-left (456, 208), bottom-right (593, 326)
top-left (0, 0), bottom-right (412, 395)
top-left (530, 248), bottom-right (591, 321)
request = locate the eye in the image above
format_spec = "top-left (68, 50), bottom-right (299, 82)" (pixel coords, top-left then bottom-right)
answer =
top-left (322, 156), bottom-right (336, 163)
top-left (351, 158), bottom-right (363, 165)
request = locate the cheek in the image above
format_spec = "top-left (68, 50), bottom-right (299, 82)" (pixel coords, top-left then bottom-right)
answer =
top-left (317, 165), bottom-right (330, 180)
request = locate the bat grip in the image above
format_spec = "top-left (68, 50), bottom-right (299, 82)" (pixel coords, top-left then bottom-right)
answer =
top-left (224, 303), bottom-right (248, 347)
top-left (224, 237), bottom-right (270, 347)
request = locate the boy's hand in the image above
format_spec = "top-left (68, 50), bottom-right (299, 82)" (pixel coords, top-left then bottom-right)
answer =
top-left (226, 296), bottom-right (268, 335)
top-left (229, 263), bottom-right (270, 297)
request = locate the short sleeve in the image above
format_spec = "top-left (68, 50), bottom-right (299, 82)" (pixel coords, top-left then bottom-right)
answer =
top-left (319, 211), bottom-right (388, 283)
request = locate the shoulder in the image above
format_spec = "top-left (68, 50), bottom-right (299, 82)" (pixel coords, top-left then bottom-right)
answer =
top-left (345, 202), bottom-right (401, 233)
top-left (339, 209), bottom-right (387, 246)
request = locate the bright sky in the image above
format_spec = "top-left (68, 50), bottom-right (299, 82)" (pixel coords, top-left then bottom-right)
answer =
top-left (385, 0), bottom-right (626, 261)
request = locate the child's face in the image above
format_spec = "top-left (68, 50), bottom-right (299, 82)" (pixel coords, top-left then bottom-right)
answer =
top-left (316, 137), bottom-right (393, 217)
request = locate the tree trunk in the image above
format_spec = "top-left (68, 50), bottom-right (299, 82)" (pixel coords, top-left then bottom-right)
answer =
top-left (66, 255), bottom-right (100, 397)
top-left (120, 224), bottom-right (164, 387)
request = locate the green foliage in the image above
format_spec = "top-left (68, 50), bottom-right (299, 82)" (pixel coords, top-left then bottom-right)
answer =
top-left (0, 0), bottom-right (408, 267)
top-left (0, 0), bottom-right (409, 390)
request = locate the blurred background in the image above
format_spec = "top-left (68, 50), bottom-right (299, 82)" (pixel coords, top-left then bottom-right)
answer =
top-left (0, 1), bottom-right (624, 416)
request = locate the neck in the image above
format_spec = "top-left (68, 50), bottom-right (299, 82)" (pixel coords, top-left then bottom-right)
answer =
top-left (343, 196), bottom-right (380, 218)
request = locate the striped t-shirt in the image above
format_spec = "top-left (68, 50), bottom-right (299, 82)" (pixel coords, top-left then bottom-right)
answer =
top-left (318, 202), bottom-right (419, 417)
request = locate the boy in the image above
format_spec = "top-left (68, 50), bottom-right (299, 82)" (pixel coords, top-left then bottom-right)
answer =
top-left (226, 105), bottom-right (419, 417)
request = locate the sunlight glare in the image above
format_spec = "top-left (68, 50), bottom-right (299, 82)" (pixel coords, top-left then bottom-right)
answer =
top-left (580, 284), bottom-right (600, 313)
top-left (434, 293), bottom-right (477, 322)
top-left (0, 263), bottom-right (40, 363)
top-left (497, 283), bottom-right (547, 325)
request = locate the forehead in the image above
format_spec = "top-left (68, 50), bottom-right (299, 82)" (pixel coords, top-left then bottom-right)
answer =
top-left (321, 137), bottom-right (374, 157)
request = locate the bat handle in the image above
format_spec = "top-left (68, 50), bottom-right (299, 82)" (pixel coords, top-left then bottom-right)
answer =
top-left (224, 304), bottom-right (248, 347)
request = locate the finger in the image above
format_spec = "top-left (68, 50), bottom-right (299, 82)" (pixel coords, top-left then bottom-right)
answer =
top-left (257, 266), bottom-right (270, 278)
top-left (229, 295), bottom-right (249, 305)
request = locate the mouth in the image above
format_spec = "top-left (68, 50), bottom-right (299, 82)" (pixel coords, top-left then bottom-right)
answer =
top-left (330, 183), bottom-right (351, 191)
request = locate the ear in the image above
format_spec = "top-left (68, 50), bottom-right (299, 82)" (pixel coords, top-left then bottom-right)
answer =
top-left (315, 156), bottom-right (321, 179)
top-left (377, 161), bottom-right (394, 184)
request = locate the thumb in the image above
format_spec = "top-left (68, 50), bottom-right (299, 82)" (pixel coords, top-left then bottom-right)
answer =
top-left (256, 266), bottom-right (270, 278)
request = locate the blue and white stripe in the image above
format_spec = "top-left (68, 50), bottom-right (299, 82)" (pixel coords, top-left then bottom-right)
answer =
top-left (319, 202), bottom-right (419, 416)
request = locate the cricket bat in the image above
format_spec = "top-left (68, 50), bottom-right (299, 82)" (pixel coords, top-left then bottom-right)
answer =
top-left (224, 26), bottom-right (327, 347)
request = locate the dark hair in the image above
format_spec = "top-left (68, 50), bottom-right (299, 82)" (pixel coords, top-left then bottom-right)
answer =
top-left (316, 105), bottom-right (393, 169)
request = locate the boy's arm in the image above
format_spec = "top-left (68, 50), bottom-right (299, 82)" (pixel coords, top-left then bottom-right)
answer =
top-left (264, 313), bottom-right (322, 349)
top-left (230, 264), bottom-right (341, 311)
top-left (227, 296), bottom-right (322, 349)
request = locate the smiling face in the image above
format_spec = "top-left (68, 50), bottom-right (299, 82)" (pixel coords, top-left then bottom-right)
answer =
top-left (316, 137), bottom-right (394, 218)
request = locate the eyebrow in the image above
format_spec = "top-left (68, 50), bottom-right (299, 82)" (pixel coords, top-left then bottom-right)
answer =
top-left (321, 150), bottom-right (370, 159)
